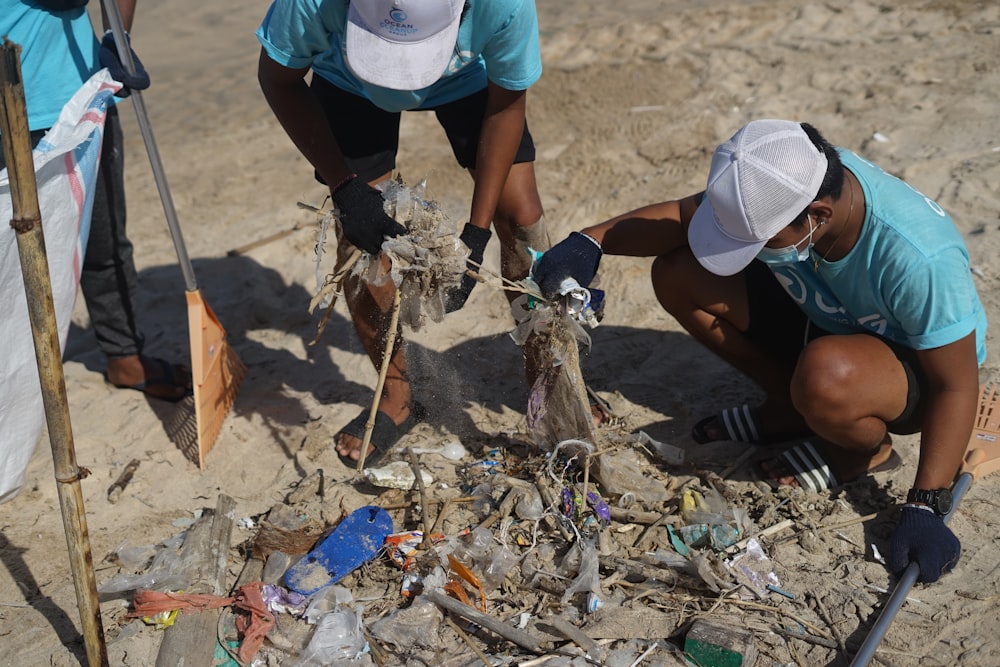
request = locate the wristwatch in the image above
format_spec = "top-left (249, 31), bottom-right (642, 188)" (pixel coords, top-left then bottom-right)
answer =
top-left (906, 487), bottom-right (954, 516)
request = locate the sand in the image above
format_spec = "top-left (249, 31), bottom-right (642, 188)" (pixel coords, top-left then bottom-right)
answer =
top-left (1, 0), bottom-right (999, 665)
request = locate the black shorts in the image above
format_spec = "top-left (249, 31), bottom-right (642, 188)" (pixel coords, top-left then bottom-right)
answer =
top-left (743, 260), bottom-right (924, 434)
top-left (310, 75), bottom-right (536, 183)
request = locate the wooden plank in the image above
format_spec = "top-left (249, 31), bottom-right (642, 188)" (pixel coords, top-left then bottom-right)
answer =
top-left (155, 494), bottom-right (236, 667)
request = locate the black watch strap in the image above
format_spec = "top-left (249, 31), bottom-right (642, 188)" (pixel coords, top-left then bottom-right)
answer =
top-left (906, 487), bottom-right (953, 516)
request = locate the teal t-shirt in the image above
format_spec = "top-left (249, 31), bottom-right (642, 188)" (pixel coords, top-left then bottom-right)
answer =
top-left (0, 1), bottom-right (102, 132)
top-left (768, 148), bottom-right (987, 364)
top-left (256, 0), bottom-right (542, 113)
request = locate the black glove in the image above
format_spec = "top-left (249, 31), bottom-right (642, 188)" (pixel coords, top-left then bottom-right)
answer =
top-left (533, 231), bottom-right (602, 300)
top-left (445, 223), bottom-right (492, 313)
top-left (888, 506), bottom-right (961, 583)
top-left (99, 31), bottom-right (150, 98)
top-left (331, 177), bottom-right (407, 254)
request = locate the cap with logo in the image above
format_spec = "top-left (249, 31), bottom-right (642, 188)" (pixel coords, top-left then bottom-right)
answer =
top-left (346, 0), bottom-right (464, 91)
top-left (687, 119), bottom-right (828, 276)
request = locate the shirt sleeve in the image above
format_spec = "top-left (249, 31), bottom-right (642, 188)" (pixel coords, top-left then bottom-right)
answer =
top-left (481, 0), bottom-right (542, 90)
top-left (887, 246), bottom-right (980, 350)
top-left (256, 0), bottom-right (342, 70)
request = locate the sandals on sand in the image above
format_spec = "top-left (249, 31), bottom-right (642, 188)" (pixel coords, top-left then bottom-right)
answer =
top-left (107, 356), bottom-right (192, 403)
top-left (756, 440), bottom-right (903, 492)
top-left (336, 402), bottom-right (426, 469)
top-left (691, 404), bottom-right (811, 445)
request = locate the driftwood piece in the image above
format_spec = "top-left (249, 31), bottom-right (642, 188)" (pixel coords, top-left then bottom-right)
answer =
top-left (425, 589), bottom-right (547, 654)
top-left (155, 494), bottom-right (236, 667)
top-left (540, 615), bottom-right (604, 662)
top-left (107, 458), bottom-right (141, 503)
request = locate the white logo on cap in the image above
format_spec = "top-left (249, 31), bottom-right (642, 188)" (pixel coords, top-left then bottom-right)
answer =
top-left (382, 9), bottom-right (417, 37)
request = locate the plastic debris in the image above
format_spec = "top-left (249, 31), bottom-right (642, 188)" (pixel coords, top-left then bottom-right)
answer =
top-left (285, 506), bottom-right (394, 596)
top-left (364, 460), bottom-right (435, 490)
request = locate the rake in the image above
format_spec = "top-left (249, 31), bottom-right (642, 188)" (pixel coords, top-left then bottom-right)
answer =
top-left (103, 0), bottom-right (246, 468)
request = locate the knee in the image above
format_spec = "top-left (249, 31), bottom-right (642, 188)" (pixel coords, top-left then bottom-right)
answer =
top-left (790, 338), bottom-right (858, 419)
top-left (494, 198), bottom-right (543, 231)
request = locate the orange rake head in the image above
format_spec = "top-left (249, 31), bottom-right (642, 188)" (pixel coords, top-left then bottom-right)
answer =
top-left (186, 289), bottom-right (246, 470)
top-left (961, 383), bottom-right (1000, 480)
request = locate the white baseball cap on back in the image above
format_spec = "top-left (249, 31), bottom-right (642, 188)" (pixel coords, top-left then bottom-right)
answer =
top-left (346, 0), bottom-right (464, 91)
top-left (687, 119), bottom-right (828, 276)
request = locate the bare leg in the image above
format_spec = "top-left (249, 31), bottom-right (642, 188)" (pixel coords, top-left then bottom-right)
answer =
top-left (651, 249), bottom-right (805, 433)
top-left (335, 174), bottom-right (415, 462)
top-left (469, 163), bottom-right (548, 387)
top-left (761, 333), bottom-right (910, 485)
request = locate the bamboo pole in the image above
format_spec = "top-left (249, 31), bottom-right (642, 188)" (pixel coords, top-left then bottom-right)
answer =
top-left (0, 39), bottom-right (108, 666)
top-left (357, 285), bottom-right (403, 471)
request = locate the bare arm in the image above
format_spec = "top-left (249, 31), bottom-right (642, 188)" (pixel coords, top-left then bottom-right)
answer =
top-left (580, 193), bottom-right (702, 257)
top-left (257, 48), bottom-right (353, 191)
top-left (912, 331), bottom-right (980, 490)
top-left (467, 82), bottom-right (527, 230)
top-left (100, 0), bottom-right (137, 32)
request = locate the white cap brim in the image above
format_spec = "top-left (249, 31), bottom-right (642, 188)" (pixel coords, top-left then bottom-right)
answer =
top-left (346, 3), bottom-right (461, 91)
top-left (688, 198), bottom-right (768, 276)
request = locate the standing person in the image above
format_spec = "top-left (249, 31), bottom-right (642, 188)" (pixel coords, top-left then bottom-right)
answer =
top-left (257, 0), bottom-right (551, 467)
top-left (535, 119), bottom-right (986, 583)
top-left (0, 0), bottom-right (192, 402)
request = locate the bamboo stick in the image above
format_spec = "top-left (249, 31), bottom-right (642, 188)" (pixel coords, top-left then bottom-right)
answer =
top-left (357, 281), bottom-right (403, 471)
top-left (0, 39), bottom-right (108, 666)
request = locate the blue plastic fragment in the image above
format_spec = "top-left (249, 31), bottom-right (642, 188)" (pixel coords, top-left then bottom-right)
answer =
top-left (284, 505), bottom-right (394, 596)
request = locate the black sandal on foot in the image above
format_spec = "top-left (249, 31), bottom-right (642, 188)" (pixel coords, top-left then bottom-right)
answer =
top-left (755, 440), bottom-right (903, 492)
top-left (691, 404), bottom-right (811, 445)
top-left (335, 402), bottom-right (426, 469)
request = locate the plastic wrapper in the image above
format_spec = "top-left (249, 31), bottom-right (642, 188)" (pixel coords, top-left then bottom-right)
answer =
top-left (295, 605), bottom-right (367, 666)
top-left (98, 533), bottom-right (189, 595)
top-left (303, 586), bottom-right (353, 625)
top-left (369, 598), bottom-right (444, 651)
top-left (560, 539), bottom-right (602, 607)
top-left (593, 448), bottom-right (672, 502)
top-left (727, 538), bottom-right (781, 599)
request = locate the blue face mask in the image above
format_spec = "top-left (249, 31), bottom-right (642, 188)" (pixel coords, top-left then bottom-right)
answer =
top-left (756, 216), bottom-right (820, 266)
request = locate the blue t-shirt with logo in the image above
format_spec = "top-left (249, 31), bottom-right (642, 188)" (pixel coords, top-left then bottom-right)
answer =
top-left (0, 1), bottom-right (103, 132)
top-left (256, 0), bottom-right (542, 113)
top-left (767, 148), bottom-right (987, 364)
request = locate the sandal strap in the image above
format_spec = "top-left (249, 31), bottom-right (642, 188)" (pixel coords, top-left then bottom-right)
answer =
top-left (721, 404), bottom-right (759, 443)
top-left (781, 440), bottom-right (838, 492)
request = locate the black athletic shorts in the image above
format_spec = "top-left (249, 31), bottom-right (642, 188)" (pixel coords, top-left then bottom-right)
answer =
top-left (743, 259), bottom-right (924, 434)
top-left (310, 75), bottom-right (536, 184)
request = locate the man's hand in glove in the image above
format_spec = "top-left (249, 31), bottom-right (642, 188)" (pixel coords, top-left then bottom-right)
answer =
top-left (331, 177), bottom-right (407, 254)
top-left (532, 231), bottom-right (602, 300)
top-left (99, 31), bottom-right (150, 98)
top-left (888, 505), bottom-right (961, 583)
top-left (445, 223), bottom-right (492, 313)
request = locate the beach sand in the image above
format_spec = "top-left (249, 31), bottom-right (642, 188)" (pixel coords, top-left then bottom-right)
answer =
top-left (1, 0), bottom-right (998, 665)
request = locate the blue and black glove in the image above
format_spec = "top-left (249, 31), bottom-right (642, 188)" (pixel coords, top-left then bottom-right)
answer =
top-left (888, 506), bottom-right (961, 583)
top-left (533, 231), bottom-right (602, 300)
top-left (445, 223), bottom-right (492, 313)
top-left (331, 177), bottom-right (407, 254)
top-left (99, 31), bottom-right (150, 98)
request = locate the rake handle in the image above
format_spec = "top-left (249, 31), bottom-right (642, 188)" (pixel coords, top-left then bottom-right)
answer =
top-left (101, 0), bottom-right (197, 292)
top-left (849, 471), bottom-right (973, 667)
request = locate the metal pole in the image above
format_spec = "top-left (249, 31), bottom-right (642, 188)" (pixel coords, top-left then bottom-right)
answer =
top-left (101, 0), bottom-right (197, 292)
top-left (0, 39), bottom-right (109, 667)
top-left (849, 472), bottom-right (972, 667)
